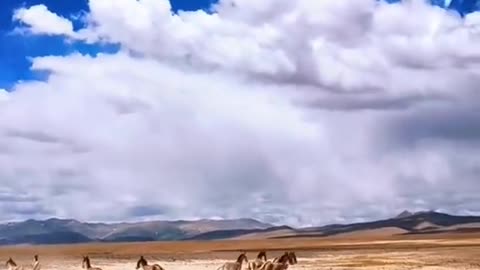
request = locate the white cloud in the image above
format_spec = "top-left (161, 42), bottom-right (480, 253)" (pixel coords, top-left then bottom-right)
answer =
top-left (2, 0), bottom-right (480, 226)
top-left (74, 0), bottom-right (480, 96)
top-left (13, 4), bottom-right (74, 36)
top-left (0, 89), bottom-right (8, 101)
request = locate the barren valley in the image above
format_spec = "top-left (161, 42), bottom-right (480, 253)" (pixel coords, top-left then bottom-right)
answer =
top-left (1, 234), bottom-right (480, 270)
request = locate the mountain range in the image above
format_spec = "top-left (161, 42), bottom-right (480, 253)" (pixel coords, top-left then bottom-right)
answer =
top-left (1, 211), bottom-right (480, 245)
top-left (0, 218), bottom-right (272, 245)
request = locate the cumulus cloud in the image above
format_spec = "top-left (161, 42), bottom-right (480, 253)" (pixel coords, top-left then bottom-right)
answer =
top-left (3, 0), bottom-right (480, 226)
top-left (13, 4), bottom-right (75, 36)
top-left (0, 89), bottom-right (8, 101)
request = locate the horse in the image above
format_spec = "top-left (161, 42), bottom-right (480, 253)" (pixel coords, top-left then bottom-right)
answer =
top-left (271, 252), bottom-right (296, 264)
top-left (82, 256), bottom-right (102, 270)
top-left (259, 252), bottom-right (296, 270)
top-left (32, 255), bottom-right (40, 270)
top-left (136, 256), bottom-right (165, 270)
top-left (6, 258), bottom-right (24, 270)
top-left (247, 251), bottom-right (267, 270)
top-left (217, 252), bottom-right (248, 270)
top-left (287, 252), bottom-right (297, 265)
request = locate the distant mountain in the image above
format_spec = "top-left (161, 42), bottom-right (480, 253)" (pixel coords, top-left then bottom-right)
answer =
top-left (268, 211), bottom-right (480, 239)
top-left (185, 225), bottom-right (295, 241)
top-left (395, 210), bottom-right (414, 219)
top-left (186, 211), bottom-right (480, 241)
top-left (0, 218), bottom-right (272, 245)
top-left (0, 231), bottom-right (91, 245)
top-left (1, 211), bottom-right (480, 245)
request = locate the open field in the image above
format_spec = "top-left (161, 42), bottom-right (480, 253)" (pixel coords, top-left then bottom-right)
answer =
top-left (1, 235), bottom-right (480, 270)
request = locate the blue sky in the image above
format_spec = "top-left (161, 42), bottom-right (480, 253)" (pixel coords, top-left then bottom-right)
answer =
top-left (0, 0), bottom-right (218, 90)
top-left (2, 0), bottom-right (479, 90)
top-left (2, 0), bottom-right (480, 91)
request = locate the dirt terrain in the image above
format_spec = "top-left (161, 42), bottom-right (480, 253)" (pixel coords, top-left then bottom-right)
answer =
top-left (1, 235), bottom-right (480, 270)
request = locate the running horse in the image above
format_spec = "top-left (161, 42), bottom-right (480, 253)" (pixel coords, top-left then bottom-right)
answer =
top-left (287, 252), bottom-right (297, 265)
top-left (6, 258), bottom-right (23, 270)
top-left (32, 255), bottom-right (40, 270)
top-left (272, 252), bottom-right (297, 264)
top-left (248, 251), bottom-right (267, 270)
top-left (217, 252), bottom-right (248, 270)
top-left (259, 252), bottom-right (296, 270)
top-left (136, 256), bottom-right (165, 270)
top-left (82, 256), bottom-right (102, 270)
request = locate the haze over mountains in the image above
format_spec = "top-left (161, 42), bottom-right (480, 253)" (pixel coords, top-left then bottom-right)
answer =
top-left (0, 218), bottom-right (272, 245)
top-left (1, 211), bottom-right (480, 245)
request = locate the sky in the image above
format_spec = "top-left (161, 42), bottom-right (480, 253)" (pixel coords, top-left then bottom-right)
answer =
top-left (0, 0), bottom-right (480, 227)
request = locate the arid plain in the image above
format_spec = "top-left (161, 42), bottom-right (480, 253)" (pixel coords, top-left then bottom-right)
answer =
top-left (1, 233), bottom-right (480, 270)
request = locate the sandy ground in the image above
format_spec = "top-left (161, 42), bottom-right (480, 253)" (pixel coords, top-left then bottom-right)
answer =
top-left (2, 237), bottom-right (480, 270)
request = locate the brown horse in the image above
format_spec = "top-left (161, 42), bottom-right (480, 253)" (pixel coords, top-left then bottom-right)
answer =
top-left (82, 256), bottom-right (102, 270)
top-left (6, 258), bottom-right (23, 270)
top-left (136, 256), bottom-right (165, 270)
top-left (287, 252), bottom-right (297, 265)
top-left (32, 255), bottom-right (40, 270)
top-left (217, 252), bottom-right (248, 270)
top-left (5, 256), bottom-right (42, 270)
top-left (248, 251), bottom-right (267, 270)
top-left (272, 252), bottom-right (297, 264)
top-left (259, 252), bottom-right (296, 270)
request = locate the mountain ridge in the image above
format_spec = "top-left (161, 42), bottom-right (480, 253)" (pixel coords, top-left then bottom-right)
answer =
top-left (269, 211), bottom-right (480, 239)
top-left (0, 217), bottom-right (273, 245)
top-left (1, 211), bottom-right (480, 245)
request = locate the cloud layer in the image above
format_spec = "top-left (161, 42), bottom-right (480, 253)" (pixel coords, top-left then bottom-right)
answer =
top-left (3, 0), bottom-right (480, 226)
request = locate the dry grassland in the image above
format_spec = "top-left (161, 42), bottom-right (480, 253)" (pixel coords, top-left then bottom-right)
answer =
top-left (1, 234), bottom-right (480, 270)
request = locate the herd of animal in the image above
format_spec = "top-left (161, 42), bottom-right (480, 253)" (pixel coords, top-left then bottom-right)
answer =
top-left (5, 255), bottom-right (40, 270)
top-left (4, 251), bottom-right (298, 270)
top-left (217, 251), bottom-right (298, 270)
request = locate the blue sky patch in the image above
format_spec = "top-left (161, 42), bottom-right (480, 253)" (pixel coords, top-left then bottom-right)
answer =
top-left (0, 0), bottom-right (478, 90)
top-left (0, 0), bottom-right (222, 90)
